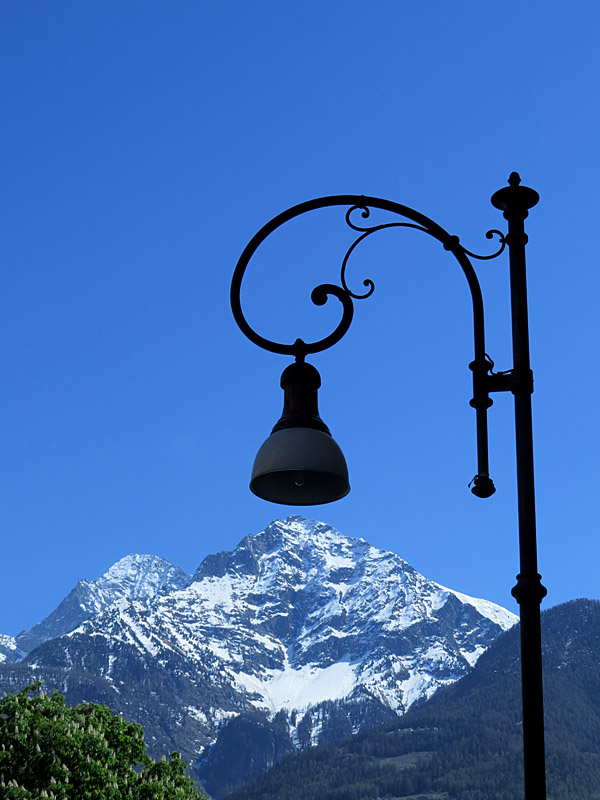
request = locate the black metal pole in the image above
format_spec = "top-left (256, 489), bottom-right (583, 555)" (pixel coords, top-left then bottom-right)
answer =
top-left (492, 173), bottom-right (547, 800)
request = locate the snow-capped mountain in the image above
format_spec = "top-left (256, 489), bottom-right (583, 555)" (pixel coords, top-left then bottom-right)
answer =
top-left (0, 517), bottom-right (517, 797)
top-left (9, 554), bottom-right (191, 658)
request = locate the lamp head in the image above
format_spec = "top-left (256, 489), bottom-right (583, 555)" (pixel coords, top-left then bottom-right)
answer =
top-left (250, 360), bottom-right (350, 505)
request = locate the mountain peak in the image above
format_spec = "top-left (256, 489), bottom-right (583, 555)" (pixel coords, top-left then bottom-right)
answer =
top-left (97, 553), bottom-right (190, 599)
top-left (249, 516), bottom-right (373, 568)
top-left (13, 552), bottom-right (191, 657)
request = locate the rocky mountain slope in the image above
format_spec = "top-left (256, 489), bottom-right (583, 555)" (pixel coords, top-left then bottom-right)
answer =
top-left (229, 598), bottom-right (600, 800)
top-left (9, 553), bottom-right (191, 657)
top-left (0, 516), bottom-right (516, 797)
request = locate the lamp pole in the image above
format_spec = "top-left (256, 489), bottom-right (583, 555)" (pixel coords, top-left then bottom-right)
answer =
top-left (231, 173), bottom-right (546, 799)
top-left (492, 177), bottom-right (547, 799)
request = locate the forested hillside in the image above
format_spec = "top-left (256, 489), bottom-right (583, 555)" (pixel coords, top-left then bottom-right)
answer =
top-left (229, 599), bottom-right (600, 800)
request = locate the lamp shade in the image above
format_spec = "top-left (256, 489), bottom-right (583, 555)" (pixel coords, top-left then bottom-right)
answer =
top-left (249, 359), bottom-right (350, 505)
top-left (250, 427), bottom-right (350, 505)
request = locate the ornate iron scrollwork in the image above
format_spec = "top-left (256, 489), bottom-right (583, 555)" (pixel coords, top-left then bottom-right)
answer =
top-left (231, 195), bottom-right (505, 358)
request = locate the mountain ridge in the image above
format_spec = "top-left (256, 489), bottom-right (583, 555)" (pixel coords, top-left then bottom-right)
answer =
top-left (2, 553), bottom-right (192, 659)
top-left (0, 516), bottom-right (517, 797)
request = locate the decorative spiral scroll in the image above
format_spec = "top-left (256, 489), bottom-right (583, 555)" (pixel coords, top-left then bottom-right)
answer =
top-left (231, 194), bottom-right (499, 362)
top-left (345, 204), bottom-right (372, 232)
top-left (458, 229), bottom-right (507, 260)
top-left (341, 208), bottom-right (431, 299)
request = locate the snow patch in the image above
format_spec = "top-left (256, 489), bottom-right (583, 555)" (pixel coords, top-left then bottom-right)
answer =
top-left (437, 584), bottom-right (518, 630)
top-left (236, 660), bottom-right (357, 713)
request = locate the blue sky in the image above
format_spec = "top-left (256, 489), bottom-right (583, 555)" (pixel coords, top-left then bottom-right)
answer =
top-left (1, 1), bottom-right (599, 635)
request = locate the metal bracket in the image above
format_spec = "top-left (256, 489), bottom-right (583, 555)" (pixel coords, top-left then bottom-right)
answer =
top-left (487, 368), bottom-right (534, 395)
top-left (486, 370), bottom-right (514, 393)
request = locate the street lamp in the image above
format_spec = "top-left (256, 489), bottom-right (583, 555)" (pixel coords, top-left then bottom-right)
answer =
top-left (231, 173), bottom-right (546, 800)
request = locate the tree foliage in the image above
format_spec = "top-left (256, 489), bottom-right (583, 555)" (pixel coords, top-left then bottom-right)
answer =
top-left (0, 683), bottom-right (205, 799)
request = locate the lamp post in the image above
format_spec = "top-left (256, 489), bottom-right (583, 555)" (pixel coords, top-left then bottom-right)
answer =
top-left (231, 173), bottom-right (546, 799)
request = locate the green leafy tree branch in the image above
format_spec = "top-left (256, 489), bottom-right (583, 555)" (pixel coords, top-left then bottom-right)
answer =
top-left (0, 682), bottom-right (206, 799)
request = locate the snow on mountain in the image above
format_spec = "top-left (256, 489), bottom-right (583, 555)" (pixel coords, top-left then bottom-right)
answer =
top-left (0, 516), bottom-right (518, 797)
top-left (83, 552), bottom-right (191, 608)
top-left (0, 634), bottom-right (25, 664)
top-left (61, 516), bottom-right (515, 717)
top-left (12, 553), bottom-right (191, 658)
